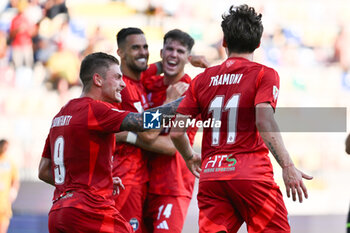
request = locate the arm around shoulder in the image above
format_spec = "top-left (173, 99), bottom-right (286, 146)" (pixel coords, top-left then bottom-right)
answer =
top-left (137, 132), bottom-right (176, 155)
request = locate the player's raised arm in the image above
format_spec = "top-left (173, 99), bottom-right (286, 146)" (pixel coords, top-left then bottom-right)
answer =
top-left (170, 113), bottom-right (201, 178)
top-left (115, 130), bottom-right (176, 155)
top-left (189, 55), bottom-right (210, 68)
top-left (255, 103), bottom-right (313, 203)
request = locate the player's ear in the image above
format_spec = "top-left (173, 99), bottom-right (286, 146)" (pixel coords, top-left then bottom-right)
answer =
top-left (160, 49), bottom-right (163, 59)
top-left (186, 55), bottom-right (191, 64)
top-left (117, 48), bottom-right (122, 57)
top-left (222, 38), bottom-right (227, 48)
top-left (93, 73), bottom-right (103, 87)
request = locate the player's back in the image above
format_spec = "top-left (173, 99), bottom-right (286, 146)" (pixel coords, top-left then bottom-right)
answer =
top-left (47, 97), bottom-right (127, 214)
top-left (181, 57), bottom-right (279, 182)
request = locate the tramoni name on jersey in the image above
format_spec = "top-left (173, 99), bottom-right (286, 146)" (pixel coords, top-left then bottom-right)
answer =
top-left (209, 73), bottom-right (243, 86)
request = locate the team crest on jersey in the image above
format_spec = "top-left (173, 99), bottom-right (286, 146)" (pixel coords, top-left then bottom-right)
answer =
top-left (226, 60), bottom-right (235, 68)
top-left (273, 85), bottom-right (279, 101)
top-left (129, 218), bottom-right (139, 231)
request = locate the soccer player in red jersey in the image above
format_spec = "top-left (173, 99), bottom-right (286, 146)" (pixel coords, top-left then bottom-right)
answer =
top-left (141, 29), bottom-right (199, 233)
top-left (38, 52), bottom-right (183, 233)
top-left (170, 5), bottom-right (313, 233)
top-left (113, 28), bottom-right (208, 232)
top-left (113, 28), bottom-right (180, 232)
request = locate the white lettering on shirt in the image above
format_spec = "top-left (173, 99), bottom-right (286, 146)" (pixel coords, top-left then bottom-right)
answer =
top-left (209, 74), bottom-right (243, 87)
top-left (51, 115), bottom-right (72, 128)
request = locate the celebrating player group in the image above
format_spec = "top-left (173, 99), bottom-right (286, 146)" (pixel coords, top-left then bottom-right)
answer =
top-left (39, 4), bottom-right (313, 233)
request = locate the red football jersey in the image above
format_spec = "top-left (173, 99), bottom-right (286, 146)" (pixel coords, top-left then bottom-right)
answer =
top-left (177, 57), bottom-right (280, 182)
top-left (113, 64), bottom-right (157, 185)
top-left (41, 97), bottom-right (129, 215)
top-left (143, 74), bottom-right (196, 197)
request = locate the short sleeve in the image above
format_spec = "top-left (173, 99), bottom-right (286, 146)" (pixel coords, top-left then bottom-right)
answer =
top-left (89, 101), bottom-right (130, 133)
top-left (41, 134), bottom-right (51, 159)
top-left (177, 74), bottom-right (201, 118)
top-left (254, 67), bottom-right (280, 110)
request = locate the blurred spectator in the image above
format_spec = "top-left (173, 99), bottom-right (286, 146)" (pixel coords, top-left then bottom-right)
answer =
top-left (0, 139), bottom-right (19, 233)
top-left (9, 0), bottom-right (35, 68)
top-left (7, 0), bottom-right (20, 9)
top-left (32, 34), bottom-right (56, 65)
top-left (83, 26), bottom-right (113, 56)
top-left (0, 1), bottom-right (9, 13)
top-left (0, 31), bottom-right (9, 66)
top-left (334, 25), bottom-right (350, 71)
top-left (45, 41), bottom-right (80, 95)
top-left (333, 25), bottom-right (350, 89)
top-left (0, 31), bottom-right (15, 87)
top-left (144, 0), bottom-right (164, 26)
top-left (24, 0), bottom-right (44, 25)
top-left (44, 0), bottom-right (68, 20)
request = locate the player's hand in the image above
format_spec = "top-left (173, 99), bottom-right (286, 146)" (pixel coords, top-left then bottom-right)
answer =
top-left (115, 131), bottom-right (128, 143)
top-left (113, 177), bottom-right (125, 195)
top-left (185, 152), bottom-right (202, 179)
top-left (282, 165), bottom-right (313, 203)
top-left (165, 82), bottom-right (189, 103)
top-left (189, 55), bottom-right (209, 68)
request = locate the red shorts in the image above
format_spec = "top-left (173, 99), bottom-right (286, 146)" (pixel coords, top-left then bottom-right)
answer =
top-left (48, 207), bottom-right (133, 233)
top-left (114, 183), bottom-right (147, 232)
top-left (143, 194), bottom-right (192, 233)
top-left (197, 180), bottom-right (290, 233)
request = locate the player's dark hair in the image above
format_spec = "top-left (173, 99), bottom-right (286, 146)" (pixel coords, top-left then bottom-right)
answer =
top-left (0, 139), bottom-right (8, 154)
top-left (163, 29), bottom-right (194, 52)
top-left (221, 4), bottom-right (263, 53)
top-left (79, 52), bottom-right (119, 91)
top-left (116, 27), bottom-right (144, 48)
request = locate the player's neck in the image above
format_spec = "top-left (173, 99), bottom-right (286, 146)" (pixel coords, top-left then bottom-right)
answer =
top-left (120, 63), bottom-right (141, 81)
top-left (163, 71), bottom-right (185, 85)
top-left (227, 52), bottom-right (253, 61)
top-left (81, 89), bottom-right (103, 102)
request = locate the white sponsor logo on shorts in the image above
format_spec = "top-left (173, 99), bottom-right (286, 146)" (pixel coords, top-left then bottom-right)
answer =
top-left (156, 220), bottom-right (169, 230)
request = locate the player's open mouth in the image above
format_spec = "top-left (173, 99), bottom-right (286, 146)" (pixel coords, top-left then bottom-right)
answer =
top-left (166, 60), bottom-right (178, 68)
top-left (136, 58), bottom-right (147, 63)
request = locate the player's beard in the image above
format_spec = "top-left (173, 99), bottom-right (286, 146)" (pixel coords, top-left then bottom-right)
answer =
top-left (127, 58), bottom-right (148, 72)
top-left (129, 63), bottom-right (148, 72)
